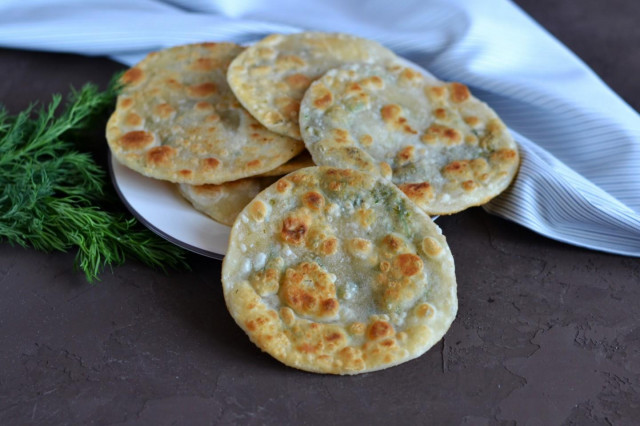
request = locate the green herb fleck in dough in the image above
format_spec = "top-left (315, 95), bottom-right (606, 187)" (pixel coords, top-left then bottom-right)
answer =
top-left (372, 184), bottom-right (394, 205)
top-left (346, 100), bottom-right (366, 113)
top-left (393, 200), bottom-right (411, 235)
top-left (481, 133), bottom-right (495, 149)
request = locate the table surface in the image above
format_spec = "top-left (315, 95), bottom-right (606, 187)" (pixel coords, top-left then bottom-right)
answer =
top-left (1, 1), bottom-right (639, 425)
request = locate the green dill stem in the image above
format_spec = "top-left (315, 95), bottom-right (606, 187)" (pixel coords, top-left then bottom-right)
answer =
top-left (0, 77), bottom-right (188, 282)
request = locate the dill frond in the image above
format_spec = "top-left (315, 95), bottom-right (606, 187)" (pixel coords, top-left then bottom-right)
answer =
top-left (0, 77), bottom-right (189, 282)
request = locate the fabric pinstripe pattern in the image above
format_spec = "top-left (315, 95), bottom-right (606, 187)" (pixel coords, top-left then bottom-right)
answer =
top-left (0, 0), bottom-right (637, 256)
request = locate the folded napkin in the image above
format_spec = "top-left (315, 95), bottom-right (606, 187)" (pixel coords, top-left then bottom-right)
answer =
top-left (1, 0), bottom-right (638, 256)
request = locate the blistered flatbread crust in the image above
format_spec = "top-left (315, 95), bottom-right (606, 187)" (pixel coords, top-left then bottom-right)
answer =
top-left (107, 42), bottom-right (303, 184)
top-left (227, 32), bottom-right (398, 140)
top-left (299, 64), bottom-right (520, 215)
top-left (222, 167), bottom-right (457, 374)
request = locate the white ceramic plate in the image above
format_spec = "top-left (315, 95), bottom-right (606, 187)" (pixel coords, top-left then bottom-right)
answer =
top-left (108, 58), bottom-right (442, 259)
top-left (109, 154), bottom-right (228, 259)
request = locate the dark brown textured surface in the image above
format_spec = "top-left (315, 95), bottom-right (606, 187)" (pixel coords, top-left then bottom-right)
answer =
top-left (1, 1), bottom-right (639, 425)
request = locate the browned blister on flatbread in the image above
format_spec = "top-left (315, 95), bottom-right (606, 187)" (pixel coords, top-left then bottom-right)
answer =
top-left (106, 42), bottom-right (304, 184)
top-left (299, 64), bottom-right (520, 215)
top-left (222, 167), bottom-right (457, 374)
top-left (227, 32), bottom-right (398, 140)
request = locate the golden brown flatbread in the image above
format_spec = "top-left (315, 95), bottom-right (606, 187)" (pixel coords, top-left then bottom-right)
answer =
top-left (227, 32), bottom-right (398, 140)
top-left (178, 151), bottom-right (314, 225)
top-left (252, 150), bottom-right (314, 178)
top-left (107, 42), bottom-right (304, 184)
top-left (222, 166), bottom-right (457, 374)
top-left (299, 63), bottom-right (520, 215)
top-left (178, 176), bottom-right (278, 226)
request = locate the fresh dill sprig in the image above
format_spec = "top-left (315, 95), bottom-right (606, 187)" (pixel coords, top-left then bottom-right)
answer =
top-left (0, 78), bottom-right (189, 282)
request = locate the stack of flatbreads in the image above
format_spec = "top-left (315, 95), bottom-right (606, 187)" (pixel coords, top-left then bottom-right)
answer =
top-left (106, 32), bottom-right (519, 374)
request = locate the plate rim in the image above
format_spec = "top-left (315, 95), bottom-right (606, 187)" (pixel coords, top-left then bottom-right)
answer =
top-left (108, 152), bottom-right (225, 260)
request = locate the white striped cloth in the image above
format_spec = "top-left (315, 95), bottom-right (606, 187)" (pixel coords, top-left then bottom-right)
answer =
top-left (1, 0), bottom-right (638, 256)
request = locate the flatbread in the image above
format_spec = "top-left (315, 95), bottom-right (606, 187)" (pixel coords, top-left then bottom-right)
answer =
top-left (178, 176), bottom-right (278, 226)
top-left (178, 151), bottom-right (314, 225)
top-left (222, 167), bottom-right (457, 374)
top-left (106, 42), bottom-right (304, 184)
top-left (252, 150), bottom-right (314, 178)
top-left (299, 64), bottom-right (520, 215)
top-left (227, 32), bottom-right (398, 140)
